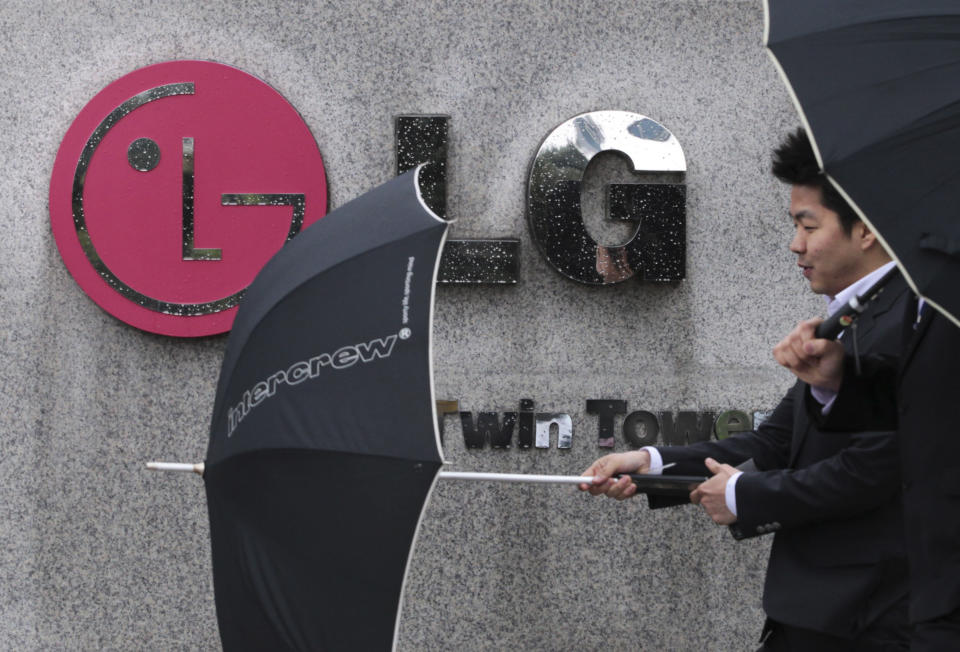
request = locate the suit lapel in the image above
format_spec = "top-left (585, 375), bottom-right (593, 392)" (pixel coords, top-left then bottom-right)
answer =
top-left (902, 302), bottom-right (935, 377)
top-left (843, 274), bottom-right (908, 347)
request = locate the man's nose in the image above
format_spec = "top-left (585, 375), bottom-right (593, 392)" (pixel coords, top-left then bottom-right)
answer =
top-left (789, 229), bottom-right (804, 254)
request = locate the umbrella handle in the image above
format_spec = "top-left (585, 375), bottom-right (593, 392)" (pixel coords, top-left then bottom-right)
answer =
top-left (439, 471), bottom-right (688, 485)
top-left (146, 461), bottom-right (205, 475)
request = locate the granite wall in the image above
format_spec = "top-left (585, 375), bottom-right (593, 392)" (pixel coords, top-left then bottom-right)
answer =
top-left (0, 0), bottom-right (819, 648)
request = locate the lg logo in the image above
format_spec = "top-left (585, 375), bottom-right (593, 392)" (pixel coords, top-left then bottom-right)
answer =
top-left (50, 61), bottom-right (686, 337)
top-left (50, 61), bottom-right (327, 336)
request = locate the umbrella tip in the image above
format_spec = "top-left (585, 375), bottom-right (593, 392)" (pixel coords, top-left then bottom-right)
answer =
top-left (146, 461), bottom-right (205, 475)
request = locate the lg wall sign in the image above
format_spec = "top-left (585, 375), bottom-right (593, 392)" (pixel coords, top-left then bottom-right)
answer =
top-left (49, 60), bottom-right (328, 337)
top-left (51, 61), bottom-right (686, 337)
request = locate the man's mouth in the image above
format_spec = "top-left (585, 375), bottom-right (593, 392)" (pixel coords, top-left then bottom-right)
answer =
top-left (799, 264), bottom-right (812, 278)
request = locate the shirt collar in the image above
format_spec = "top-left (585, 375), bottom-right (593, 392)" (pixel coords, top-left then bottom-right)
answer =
top-left (825, 261), bottom-right (897, 317)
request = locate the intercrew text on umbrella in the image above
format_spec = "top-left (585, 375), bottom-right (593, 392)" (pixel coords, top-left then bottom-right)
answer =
top-left (227, 334), bottom-right (398, 437)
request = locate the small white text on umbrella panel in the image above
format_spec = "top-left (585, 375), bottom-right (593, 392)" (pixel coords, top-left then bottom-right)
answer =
top-left (226, 334), bottom-right (398, 437)
top-left (402, 256), bottom-right (414, 325)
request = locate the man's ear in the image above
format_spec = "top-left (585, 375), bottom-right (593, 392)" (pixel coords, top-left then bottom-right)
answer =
top-left (857, 221), bottom-right (877, 251)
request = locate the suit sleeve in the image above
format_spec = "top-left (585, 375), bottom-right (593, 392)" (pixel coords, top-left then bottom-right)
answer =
top-left (733, 356), bottom-right (901, 536)
top-left (732, 426), bottom-right (900, 536)
top-left (723, 355), bottom-right (901, 537)
top-left (651, 376), bottom-right (901, 540)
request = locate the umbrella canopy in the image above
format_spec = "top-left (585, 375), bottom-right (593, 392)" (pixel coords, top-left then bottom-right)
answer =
top-left (764, 1), bottom-right (960, 326)
top-left (204, 167), bottom-right (448, 650)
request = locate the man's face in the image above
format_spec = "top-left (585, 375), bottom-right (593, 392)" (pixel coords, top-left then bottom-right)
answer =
top-left (789, 185), bottom-right (865, 297)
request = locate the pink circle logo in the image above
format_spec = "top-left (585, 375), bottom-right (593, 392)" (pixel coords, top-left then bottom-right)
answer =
top-left (49, 61), bottom-right (327, 337)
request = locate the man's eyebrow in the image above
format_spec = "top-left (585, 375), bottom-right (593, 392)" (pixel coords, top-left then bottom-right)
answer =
top-left (791, 210), bottom-right (815, 221)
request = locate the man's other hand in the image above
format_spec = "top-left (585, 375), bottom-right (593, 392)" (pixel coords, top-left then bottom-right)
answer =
top-left (690, 458), bottom-right (737, 525)
top-left (773, 318), bottom-right (845, 391)
top-left (579, 450), bottom-right (650, 500)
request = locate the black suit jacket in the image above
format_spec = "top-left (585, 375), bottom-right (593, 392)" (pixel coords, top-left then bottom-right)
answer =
top-left (652, 274), bottom-right (910, 638)
top-left (824, 299), bottom-right (960, 624)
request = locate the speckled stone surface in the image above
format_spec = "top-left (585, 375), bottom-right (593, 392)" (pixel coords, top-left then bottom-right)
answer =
top-left (0, 0), bottom-right (820, 649)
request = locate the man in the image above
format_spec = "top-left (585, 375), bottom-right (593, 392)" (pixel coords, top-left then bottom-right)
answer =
top-left (580, 129), bottom-right (911, 650)
top-left (775, 287), bottom-right (960, 649)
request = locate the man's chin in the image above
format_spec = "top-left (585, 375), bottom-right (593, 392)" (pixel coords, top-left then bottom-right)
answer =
top-left (807, 279), bottom-right (827, 296)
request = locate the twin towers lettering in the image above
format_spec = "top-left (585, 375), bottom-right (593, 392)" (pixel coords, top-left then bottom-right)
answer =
top-left (445, 400), bottom-right (765, 450)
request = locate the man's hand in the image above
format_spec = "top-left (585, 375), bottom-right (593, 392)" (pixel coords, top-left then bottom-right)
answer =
top-left (773, 318), bottom-right (845, 391)
top-left (689, 458), bottom-right (737, 525)
top-left (579, 450), bottom-right (651, 500)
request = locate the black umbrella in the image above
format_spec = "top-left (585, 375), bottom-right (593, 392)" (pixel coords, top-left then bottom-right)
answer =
top-left (202, 167), bottom-right (448, 650)
top-left (764, 0), bottom-right (960, 327)
top-left (146, 167), bottom-right (698, 649)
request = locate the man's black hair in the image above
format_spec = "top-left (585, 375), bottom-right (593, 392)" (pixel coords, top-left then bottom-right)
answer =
top-left (772, 128), bottom-right (859, 234)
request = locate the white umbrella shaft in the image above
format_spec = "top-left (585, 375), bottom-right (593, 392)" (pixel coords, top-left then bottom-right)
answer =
top-left (439, 471), bottom-right (594, 485)
top-left (146, 463), bottom-right (593, 484)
